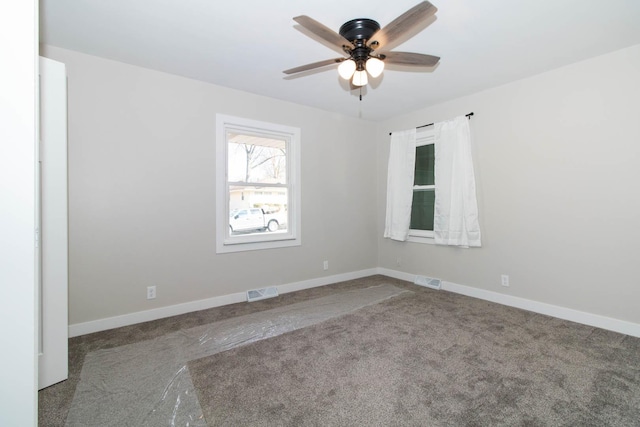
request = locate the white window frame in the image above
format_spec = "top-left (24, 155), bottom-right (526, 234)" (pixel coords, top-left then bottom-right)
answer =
top-left (215, 114), bottom-right (301, 253)
top-left (408, 128), bottom-right (436, 244)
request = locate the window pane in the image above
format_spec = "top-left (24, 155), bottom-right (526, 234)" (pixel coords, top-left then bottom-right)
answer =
top-left (414, 144), bottom-right (434, 186)
top-left (410, 190), bottom-right (435, 231)
top-left (229, 185), bottom-right (288, 235)
top-left (217, 114), bottom-right (300, 253)
top-left (227, 133), bottom-right (287, 184)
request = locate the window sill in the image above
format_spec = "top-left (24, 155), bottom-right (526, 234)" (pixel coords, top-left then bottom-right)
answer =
top-left (407, 235), bottom-right (436, 245)
top-left (216, 236), bottom-right (301, 254)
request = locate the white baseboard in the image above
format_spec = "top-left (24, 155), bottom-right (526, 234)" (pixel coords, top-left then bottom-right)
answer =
top-left (70, 267), bottom-right (640, 339)
top-left (377, 267), bottom-right (640, 338)
top-left (377, 268), bottom-right (415, 284)
top-left (68, 268), bottom-right (378, 337)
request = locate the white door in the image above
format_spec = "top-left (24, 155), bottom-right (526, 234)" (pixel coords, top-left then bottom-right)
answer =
top-left (38, 57), bottom-right (69, 390)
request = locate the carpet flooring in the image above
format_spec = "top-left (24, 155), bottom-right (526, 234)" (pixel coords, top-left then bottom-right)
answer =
top-left (38, 275), bottom-right (399, 426)
top-left (39, 276), bottom-right (640, 426)
top-left (64, 284), bottom-right (408, 426)
top-left (189, 284), bottom-right (640, 426)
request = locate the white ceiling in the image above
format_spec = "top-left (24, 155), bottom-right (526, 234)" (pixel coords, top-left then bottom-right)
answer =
top-left (40, 0), bottom-right (640, 121)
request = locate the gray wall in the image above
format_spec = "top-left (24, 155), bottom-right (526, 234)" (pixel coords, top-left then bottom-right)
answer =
top-left (44, 42), bottom-right (640, 328)
top-left (43, 46), bottom-right (379, 325)
top-left (377, 44), bottom-right (640, 324)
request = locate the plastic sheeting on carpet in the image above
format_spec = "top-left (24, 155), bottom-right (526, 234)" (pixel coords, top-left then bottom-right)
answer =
top-left (65, 284), bottom-right (411, 426)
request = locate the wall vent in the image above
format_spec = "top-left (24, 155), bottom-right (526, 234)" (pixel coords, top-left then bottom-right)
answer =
top-left (246, 286), bottom-right (279, 302)
top-left (414, 275), bottom-right (442, 290)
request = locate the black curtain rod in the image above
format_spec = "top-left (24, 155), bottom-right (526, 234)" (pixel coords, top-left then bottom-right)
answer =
top-left (389, 112), bottom-right (474, 135)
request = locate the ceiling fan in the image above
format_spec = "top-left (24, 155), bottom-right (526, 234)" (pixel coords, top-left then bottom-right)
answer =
top-left (283, 1), bottom-right (440, 89)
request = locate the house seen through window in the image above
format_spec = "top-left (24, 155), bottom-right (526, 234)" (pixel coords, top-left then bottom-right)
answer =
top-left (228, 133), bottom-right (288, 234)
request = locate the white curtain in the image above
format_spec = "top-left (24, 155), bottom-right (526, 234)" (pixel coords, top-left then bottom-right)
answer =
top-left (384, 129), bottom-right (416, 241)
top-left (433, 115), bottom-right (481, 247)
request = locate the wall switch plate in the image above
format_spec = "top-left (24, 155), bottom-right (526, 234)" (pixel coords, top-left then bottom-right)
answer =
top-left (323, 260), bottom-right (329, 270)
top-left (501, 275), bottom-right (510, 287)
top-left (147, 286), bottom-right (156, 299)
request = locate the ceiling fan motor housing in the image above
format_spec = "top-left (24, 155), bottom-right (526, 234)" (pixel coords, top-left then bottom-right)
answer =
top-left (339, 18), bottom-right (380, 42)
top-left (339, 19), bottom-right (380, 68)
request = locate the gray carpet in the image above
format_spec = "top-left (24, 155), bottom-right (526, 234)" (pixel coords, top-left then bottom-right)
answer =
top-left (38, 275), bottom-right (403, 426)
top-left (39, 276), bottom-right (640, 426)
top-left (64, 284), bottom-right (409, 426)
top-left (188, 284), bottom-right (640, 426)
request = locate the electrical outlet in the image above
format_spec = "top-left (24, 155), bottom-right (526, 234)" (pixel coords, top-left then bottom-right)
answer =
top-left (501, 275), bottom-right (509, 287)
top-left (323, 260), bottom-right (329, 270)
top-left (147, 286), bottom-right (156, 299)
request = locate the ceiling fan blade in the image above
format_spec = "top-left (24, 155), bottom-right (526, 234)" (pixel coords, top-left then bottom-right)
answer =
top-left (293, 15), bottom-right (354, 50)
top-left (283, 58), bottom-right (343, 75)
top-left (383, 51), bottom-right (440, 67)
top-left (369, 1), bottom-right (437, 51)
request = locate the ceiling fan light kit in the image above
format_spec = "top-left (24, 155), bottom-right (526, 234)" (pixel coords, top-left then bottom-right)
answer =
top-left (338, 59), bottom-right (357, 79)
top-left (352, 69), bottom-right (368, 87)
top-left (284, 1), bottom-right (441, 97)
top-left (365, 57), bottom-right (385, 78)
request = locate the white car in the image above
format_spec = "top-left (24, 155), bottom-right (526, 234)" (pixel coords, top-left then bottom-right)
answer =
top-left (229, 208), bottom-right (283, 233)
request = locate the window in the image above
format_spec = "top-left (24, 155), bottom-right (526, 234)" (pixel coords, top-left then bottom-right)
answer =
top-left (216, 114), bottom-right (301, 253)
top-left (409, 129), bottom-right (435, 239)
top-left (385, 116), bottom-right (480, 247)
